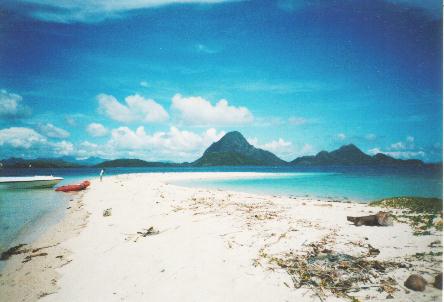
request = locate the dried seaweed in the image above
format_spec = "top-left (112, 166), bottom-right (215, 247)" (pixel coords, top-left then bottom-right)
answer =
top-left (264, 239), bottom-right (405, 301)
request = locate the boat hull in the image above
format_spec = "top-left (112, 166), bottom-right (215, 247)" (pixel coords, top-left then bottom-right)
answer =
top-left (0, 179), bottom-right (63, 189)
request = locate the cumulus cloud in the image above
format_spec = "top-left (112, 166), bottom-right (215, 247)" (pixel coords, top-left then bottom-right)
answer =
top-left (171, 94), bottom-right (253, 126)
top-left (12, 0), bottom-right (234, 23)
top-left (336, 133), bottom-right (346, 141)
top-left (39, 123), bottom-right (70, 138)
top-left (107, 126), bottom-right (224, 160)
top-left (52, 140), bottom-right (75, 156)
top-left (98, 93), bottom-right (169, 123)
top-left (247, 137), bottom-right (303, 160)
top-left (368, 136), bottom-right (427, 159)
top-left (288, 117), bottom-right (308, 126)
top-left (0, 127), bottom-right (46, 149)
top-left (65, 116), bottom-right (77, 126)
top-left (139, 81), bottom-right (149, 88)
top-left (195, 43), bottom-right (218, 54)
top-left (87, 123), bottom-right (108, 137)
top-left (365, 133), bottom-right (377, 141)
top-left (0, 89), bottom-right (31, 119)
top-left (0, 124), bottom-right (225, 161)
top-left (262, 138), bottom-right (292, 153)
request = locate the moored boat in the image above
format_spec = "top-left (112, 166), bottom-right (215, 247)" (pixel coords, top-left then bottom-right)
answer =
top-left (0, 176), bottom-right (64, 189)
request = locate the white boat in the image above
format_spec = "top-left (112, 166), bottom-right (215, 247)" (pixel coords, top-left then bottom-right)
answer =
top-left (0, 176), bottom-right (64, 189)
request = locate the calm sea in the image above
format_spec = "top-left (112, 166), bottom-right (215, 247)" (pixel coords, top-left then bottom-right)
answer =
top-left (0, 166), bottom-right (442, 255)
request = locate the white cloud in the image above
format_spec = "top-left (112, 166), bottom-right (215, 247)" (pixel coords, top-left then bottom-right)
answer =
top-left (65, 116), bottom-right (77, 126)
top-left (0, 127), bottom-right (75, 158)
top-left (247, 137), bottom-right (304, 160)
top-left (0, 127), bottom-right (46, 149)
top-left (98, 93), bottom-right (169, 123)
top-left (336, 133), bottom-right (346, 141)
top-left (262, 138), bottom-right (292, 153)
top-left (406, 136), bottom-right (415, 143)
top-left (107, 126), bottom-right (225, 161)
top-left (195, 43), bottom-right (218, 54)
top-left (368, 147), bottom-right (382, 155)
top-left (297, 143), bottom-right (315, 157)
top-left (87, 123), bottom-right (108, 137)
top-left (171, 93), bottom-right (253, 126)
top-left (39, 123), bottom-right (70, 138)
top-left (15, 0), bottom-right (235, 23)
top-left (365, 133), bottom-right (377, 141)
top-left (389, 136), bottom-right (415, 151)
top-left (0, 124), bottom-right (225, 161)
top-left (369, 136), bottom-right (427, 159)
top-left (52, 140), bottom-right (75, 156)
top-left (288, 116), bottom-right (307, 126)
top-left (0, 89), bottom-right (31, 119)
top-left (140, 81), bottom-right (149, 88)
top-left (389, 141), bottom-right (405, 150)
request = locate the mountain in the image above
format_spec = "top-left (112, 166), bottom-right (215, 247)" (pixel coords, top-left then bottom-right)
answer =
top-left (291, 144), bottom-right (426, 167)
top-left (59, 156), bottom-right (105, 165)
top-left (95, 159), bottom-right (180, 168)
top-left (193, 131), bottom-right (286, 166)
top-left (0, 157), bottom-right (82, 168)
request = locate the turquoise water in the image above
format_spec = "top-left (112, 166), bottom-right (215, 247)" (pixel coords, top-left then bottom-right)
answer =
top-left (0, 166), bottom-right (442, 255)
top-left (176, 171), bottom-right (443, 201)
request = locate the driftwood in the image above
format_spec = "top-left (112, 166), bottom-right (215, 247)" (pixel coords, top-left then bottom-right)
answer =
top-left (347, 211), bottom-right (393, 226)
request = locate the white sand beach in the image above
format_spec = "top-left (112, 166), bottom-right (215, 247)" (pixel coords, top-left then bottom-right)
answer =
top-left (0, 172), bottom-right (442, 302)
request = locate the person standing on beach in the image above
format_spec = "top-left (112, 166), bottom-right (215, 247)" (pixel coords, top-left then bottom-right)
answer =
top-left (100, 169), bottom-right (105, 181)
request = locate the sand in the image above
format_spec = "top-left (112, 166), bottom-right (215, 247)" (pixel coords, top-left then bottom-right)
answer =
top-left (0, 172), bottom-right (442, 302)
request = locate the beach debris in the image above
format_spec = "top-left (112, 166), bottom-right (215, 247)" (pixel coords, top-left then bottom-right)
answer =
top-left (434, 273), bottom-right (442, 289)
top-left (126, 226), bottom-right (160, 242)
top-left (0, 244), bottom-right (28, 260)
top-left (347, 211), bottom-right (393, 226)
top-left (404, 274), bottom-right (427, 291)
top-left (367, 244), bottom-right (380, 257)
top-left (22, 252), bottom-right (48, 263)
top-left (370, 197), bottom-right (442, 235)
top-left (259, 234), bottom-right (405, 301)
top-left (103, 208), bottom-right (112, 217)
top-left (137, 226), bottom-right (159, 237)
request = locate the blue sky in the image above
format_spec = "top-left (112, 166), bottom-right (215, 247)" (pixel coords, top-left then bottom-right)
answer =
top-left (0, 0), bottom-right (442, 162)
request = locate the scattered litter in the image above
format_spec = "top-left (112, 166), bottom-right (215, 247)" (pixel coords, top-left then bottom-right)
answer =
top-left (261, 236), bottom-right (405, 301)
top-left (103, 208), bottom-right (112, 217)
top-left (137, 226), bottom-right (159, 237)
top-left (0, 244), bottom-right (28, 260)
top-left (125, 226), bottom-right (160, 242)
top-left (22, 252), bottom-right (48, 263)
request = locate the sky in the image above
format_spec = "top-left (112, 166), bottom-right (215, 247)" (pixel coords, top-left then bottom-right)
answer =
top-left (0, 0), bottom-right (442, 162)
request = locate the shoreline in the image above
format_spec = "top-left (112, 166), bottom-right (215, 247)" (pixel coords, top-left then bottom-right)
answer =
top-left (0, 172), bottom-right (442, 301)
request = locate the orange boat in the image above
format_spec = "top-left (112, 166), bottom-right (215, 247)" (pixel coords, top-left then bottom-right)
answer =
top-left (55, 180), bottom-right (90, 192)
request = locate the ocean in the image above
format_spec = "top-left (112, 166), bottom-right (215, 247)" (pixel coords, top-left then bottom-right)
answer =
top-left (0, 166), bottom-right (442, 255)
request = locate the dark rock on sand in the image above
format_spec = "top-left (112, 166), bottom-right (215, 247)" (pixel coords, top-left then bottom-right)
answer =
top-left (404, 274), bottom-right (427, 291)
top-left (434, 273), bottom-right (442, 289)
top-left (347, 211), bottom-right (393, 226)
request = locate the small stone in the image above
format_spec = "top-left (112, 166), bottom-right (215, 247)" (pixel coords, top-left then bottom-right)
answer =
top-left (386, 294), bottom-right (394, 299)
top-left (404, 274), bottom-right (427, 292)
top-left (434, 272), bottom-right (442, 289)
top-left (103, 208), bottom-right (112, 217)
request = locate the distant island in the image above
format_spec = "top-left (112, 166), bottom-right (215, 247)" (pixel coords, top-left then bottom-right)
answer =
top-left (0, 131), bottom-right (441, 169)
